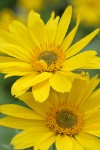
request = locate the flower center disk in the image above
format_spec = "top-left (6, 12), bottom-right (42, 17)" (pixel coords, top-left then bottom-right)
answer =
top-left (32, 44), bottom-right (65, 72)
top-left (56, 110), bottom-right (78, 128)
top-left (46, 104), bottom-right (84, 135)
top-left (38, 51), bottom-right (58, 66)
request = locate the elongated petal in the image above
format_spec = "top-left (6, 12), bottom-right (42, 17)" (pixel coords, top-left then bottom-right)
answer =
top-left (82, 57), bottom-right (100, 69)
top-left (85, 110), bottom-right (100, 124)
top-left (9, 20), bottom-right (34, 48)
top-left (50, 72), bottom-right (72, 92)
top-left (0, 104), bottom-right (43, 120)
top-left (46, 13), bottom-right (59, 44)
top-left (11, 73), bottom-right (38, 97)
top-left (11, 130), bottom-right (38, 149)
top-left (62, 51), bottom-right (97, 71)
top-left (83, 124), bottom-right (100, 137)
top-left (59, 71), bottom-right (85, 80)
top-left (56, 135), bottom-right (73, 150)
top-left (61, 14), bottom-right (80, 51)
top-left (55, 6), bottom-right (72, 45)
top-left (32, 80), bottom-right (50, 102)
top-left (11, 72), bottom-right (51, 97)
top-left (49, 88), bottom-right (60, 105)
top-left (68, 74), bottom-right (89, 106)
top-left (0, 44), bottom-right (32, 62)
top-left (29, 72), bottom-right (52, 86)
top-left (75, 132), bottom-right (100, 150)
top-left (0, 56), bottom-right (21, 62)
top-left (28, 10), bottom-right (48, 45)
top-left (34, 133), bottom-right (56, 150)
top-left (11, 130), bottom-right (54, 149)
top-left (72, 138), bottom-right (84, 150)
top-left (66, 28), bottom-right (100, 58)
top-left (80, 75), bottom-right (99, 106)
top-left (82, 89), bottom-right (100, 114)
top-left (0, 116), bottom-right (45, 129)
top-left (18, 92), bottom-right (49, 115)
top-left (0, 30), bottom-right (34, 54)
top-left (0, 57), bottom-right (32, 76)
top-left (38, 135), bottom-right (56, 150)
top-left (3, 71), bottom-right (32, 78)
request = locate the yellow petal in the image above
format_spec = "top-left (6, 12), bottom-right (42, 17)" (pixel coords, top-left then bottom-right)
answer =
top-left (11, 130), bottom-right (54, 149)
top-left (46, 11), bottom-right (55, 25)
top-left (11, 72), bottom-right (51, 97)
top-left (59, 71), bottom-right (85, 80)
top-left (66, 28), bottom-right (100, 58)
top-left (0, 104), bottom-right (43, 120)
top-left (61, 14), bottom-right (80, 51)
top-left (75, 132), bottom-right (100, 150)
top-left (0, 116), bottom-right (45, 129)
top-left (3, 71), bottom-right (32, 78)
top-left (80, 75), bottom-right (99, 106)
top-left (28, 10), bottom-right (40, 27)
top-left (30, 72), bottom-right (52, 86)
top-left (55, 6), bottom-right (72, 45)
top-left (32, 80), bottom-right (50, 102)
top-left (18, 92), bottom-right (48, 116)
top-left (50, 72), bottom-right (72, 92)
top-left (56, 134), bottom-right (73, 150)
top-left (28, 10), bottom-right (48, 45)
top-left (83, 124), bottom-right (100, 137)
top-left (0, 58), bottom-right (32, 76)
top-left (62, 51), bottom-right (97, 71)
top-left (82, 56), bottom-right (100, 69)
top-left (0, 44), bottom-right (32, 62)
top-left (49, 88), bottom-right (60, 105)
top-left (68, 75), bottom-right (89, 106)
top-left (82, 88), bottom-right (100, 114)
top-left (11, 130), bottom-right (40, 149)
top-left (11, 73), bottom-right (38, 97)
top-left (85, 110), bottom-right (100, 124)
top-left (72, 138), bottom-right (84, 150)
top-left (34, 132), bottom-right (55, 150)
top-left (38, 135), bottom-right (56, 150)
top-left (0, 56), bottom-right (20, 62)
top-left (46, 12), bottom-right (60, 44)
top-left (0, 30), bottom-right (34, 53)
top-left (9, 20), bottom-right (34, 48)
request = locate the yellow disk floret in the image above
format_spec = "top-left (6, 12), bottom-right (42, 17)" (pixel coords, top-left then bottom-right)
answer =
top-left (46, 103), bottom-right (84, 135)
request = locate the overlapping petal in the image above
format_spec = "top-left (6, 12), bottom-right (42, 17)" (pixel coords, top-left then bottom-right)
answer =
top-left (0, 6), bottom-right (99, 102)
top-left (0, 74), bottom-right (100, 149)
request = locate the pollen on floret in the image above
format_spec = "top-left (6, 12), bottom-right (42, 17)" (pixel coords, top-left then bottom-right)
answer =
top-left (32, 43), bottom-right (66, 72)
top-left (46, 103), bottom-right (84, 135)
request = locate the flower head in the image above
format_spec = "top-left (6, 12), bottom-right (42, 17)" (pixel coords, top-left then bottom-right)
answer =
top-left (72, 0), bottom-right (100, 26)
top-left (0, 9), bottom-right (16, 30)
top-left (0, 74), bottom-right (100, 149)
top-left (18, 0), bottom-right (43, 11)
top-left (0, 6), bottom-right (100, 102)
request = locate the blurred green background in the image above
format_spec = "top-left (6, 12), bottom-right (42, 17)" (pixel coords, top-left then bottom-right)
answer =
top-left (0, 0), bottom-right (100, 150)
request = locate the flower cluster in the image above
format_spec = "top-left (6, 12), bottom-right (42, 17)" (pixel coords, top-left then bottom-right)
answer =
top-left (0, 5), bottom-right (100, 150)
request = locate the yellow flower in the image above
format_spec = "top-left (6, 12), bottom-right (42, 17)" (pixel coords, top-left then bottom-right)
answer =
top-left (0, 9), bottom-right (16, 30)
top-left (0, 6), bottom-right (100, 102)
top-left (0, 8), bottom-right (27, 30)
top-left (0, 74), bottom-right (100, 149)
top-left (18, 0), bottom-right (43, 11)
top-left (72, 0), bottom-right (100, 26)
